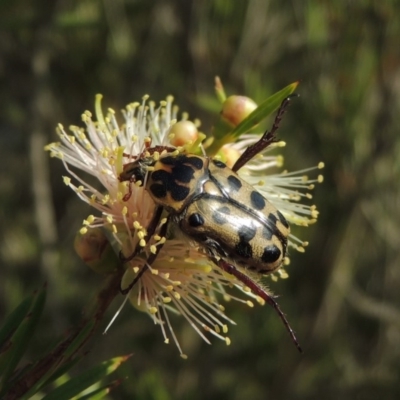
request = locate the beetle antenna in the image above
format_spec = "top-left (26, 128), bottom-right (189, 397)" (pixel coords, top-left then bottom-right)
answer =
top-left (232, 95), bottom-right (298, 172)
top-left (212, 257), bottom-right (303, 353)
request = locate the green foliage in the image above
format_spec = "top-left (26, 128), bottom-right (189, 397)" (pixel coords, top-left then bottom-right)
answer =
top-left (0, 288), bottom-right (127, 399)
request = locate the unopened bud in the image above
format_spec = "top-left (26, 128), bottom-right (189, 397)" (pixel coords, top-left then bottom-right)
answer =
top-left (74, 228), bottom-right (119, 274)
top-left (221, 95), bottom-right (258, 127)
top-left (169, 121), bottom-right (199, 147)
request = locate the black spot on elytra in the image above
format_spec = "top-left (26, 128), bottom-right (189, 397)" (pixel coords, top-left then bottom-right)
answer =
top-left (171, 164), bottom-right (195, 183)
top-left (227, 175), bottom-right (242, 192)
top-left (188, 213), bottom-right (205, 227)
top-left (267, 213), bottom-right (278, 225)
top-left (261, 245), bottom-right (281, 263)
top-left (250, 190), bottom-right (266, 210)
top-left (212, 160), bottom-right (226, 168)
top-left (149, 179), bottom-right (190, 201)
top-left (277, 210), bottom-right (289, 228)
top-left (211, 206), bottom-right (230, 224)
top-left (185, 156), bottom-right (204, 170)
top-left (150, 183), bottom-right (167, 199)
top-left (160, 155), bottom-right (203, 169)
top-left (151, 169), bottom-right (170, 182)
top-left (159, 156), bottom-right (176, 165)
top-left (151, 155), bottom-right (204, 202)
top-left (170, 184), bottom-right (190, 201)
top-left (262, 226), bottom-right (273, 240)
top-left (238, 225), bottom-right (257, 242)
top-left (235, 241), bottom-right (253, 259)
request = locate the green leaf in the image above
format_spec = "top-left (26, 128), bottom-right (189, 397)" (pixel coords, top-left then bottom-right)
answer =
top-left (0, 286), bottom-right (46, 390)
top-left (41, 355), bottom-right (130, 400)
top-left (42, 356), bottom-right (83, 388)
top-left (20, 355), bottom-right (84, 399)
top-left (207, 81), bottom-right (299, 155)
top-left (62, 319), bottom-right (96, 359)
top-left (76, 379), bottom-right (123, 399)
top-left (230, 81), bottom-right (299, 138)
top-left (0, 293), bottom-right (33, 349)
top-left (20, 319), bottom-right (95, 399)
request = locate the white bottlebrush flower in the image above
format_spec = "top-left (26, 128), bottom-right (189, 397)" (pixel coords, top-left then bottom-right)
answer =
top-left (45, 93), bottom-right (322, 356)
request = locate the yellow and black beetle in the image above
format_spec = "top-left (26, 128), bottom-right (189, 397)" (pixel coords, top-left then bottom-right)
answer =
top-left (119, 96), bottom-right (302, 352)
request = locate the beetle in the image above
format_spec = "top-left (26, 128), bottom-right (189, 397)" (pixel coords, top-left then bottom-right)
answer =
top-left (119, 96), bottom-right (302, 352)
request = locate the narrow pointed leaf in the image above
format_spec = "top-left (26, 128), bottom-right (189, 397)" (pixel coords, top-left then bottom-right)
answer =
top-left (230, 81), bottom-right (299, 138)
top-left (0, 294), bottom-right (34, 349)
top-left (207, 82), bottom-right (299, 155)
top-left (41, 355), bottom-right (130, 400)
top-left (20, 321), bottom-right (94, 400)
top-left (61, 319), bottom-right (96, 359)
top-left (0, 287), bottom-right (46, 387)
top-left (21, 355), bottom-right (84, 399)
top-left (76, 379), bottom-right (123, 399)
top-left (41, 355), bottom-right (83, 388)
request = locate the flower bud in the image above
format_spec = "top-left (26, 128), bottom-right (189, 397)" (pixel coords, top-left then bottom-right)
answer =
top-left (169, 121), bottom-right (199, 147)
top-left (74, 228), bottom-right (119, 274)
top-left (221, 95), bottom-right (258, 127)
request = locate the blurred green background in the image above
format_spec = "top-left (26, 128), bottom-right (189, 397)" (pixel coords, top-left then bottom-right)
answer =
top-left (1, 0), bottom-right (400, 399)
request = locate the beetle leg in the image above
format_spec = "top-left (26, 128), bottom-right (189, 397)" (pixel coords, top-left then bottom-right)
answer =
top-left (119, 206), bottom-right (164, 263)
top-left (120, 213), bottom-right (170, 295)
top-left (212, 256), bottom-right (303, 353)
top-left (122, 176), bottom-right (136, 202)
top-left (232, 95), bottom-right (297, 173)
